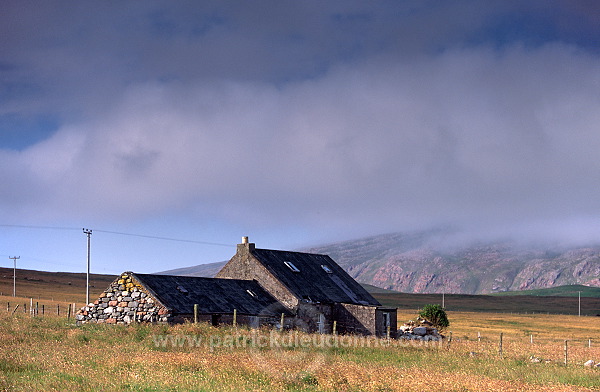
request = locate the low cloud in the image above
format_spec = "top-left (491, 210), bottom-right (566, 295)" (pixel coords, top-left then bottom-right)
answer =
top-left (2, 43), bottom-right (599, 244)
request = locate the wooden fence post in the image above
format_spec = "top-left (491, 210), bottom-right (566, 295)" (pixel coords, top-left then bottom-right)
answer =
top-left (12, 304), bottom-right (20, 314)
top-left (477, 331), bottom-right (481, 342)
top-left (499, 333), bottom-right (503, 357)
top-left (333, 320), bottom-right (337, 335)
top-left (530, 334), bottom-right (533, 344)
top-left (233, 309), bottom-right (237, 327)
top-left (194, 304), bottom-right (198, 324)
top-left (42, 304), bottom-right (44, 315)
top-left (280, 313), bottom-right (285, 332)
top-left (564, 340), bottom-right (568, 366)
top-left (67, 304), bottom-right (71, 320)
top-left (57, 304), bottom-right (60, 316)
top-left (589, 339), bottom-right (592, 348)
top-left (7, 302), bottom-right (9, 313)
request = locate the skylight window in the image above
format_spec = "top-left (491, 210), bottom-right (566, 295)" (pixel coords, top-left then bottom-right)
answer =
top-left (284, 261), bottom-right (301, 273)
top-left (246, 289), bottom-right (257, 298)
top-left (176, 285), bottom-right (188, 294)
top-left (321, 265), bottom-right (333, 274)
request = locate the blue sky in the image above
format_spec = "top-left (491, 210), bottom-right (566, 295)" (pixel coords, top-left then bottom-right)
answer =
top-left (1, 1), bottom-right (599, 275)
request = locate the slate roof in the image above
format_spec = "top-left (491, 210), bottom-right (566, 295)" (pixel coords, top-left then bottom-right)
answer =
top-left (250, 249), bottom-right (381, 306)
top-left (130, 273), bottom-right (288, 316)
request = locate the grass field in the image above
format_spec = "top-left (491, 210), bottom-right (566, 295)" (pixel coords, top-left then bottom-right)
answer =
top-left (1, 307), bottom-right (600, 391)
top-left (2, 268), bottom-right (600, 390)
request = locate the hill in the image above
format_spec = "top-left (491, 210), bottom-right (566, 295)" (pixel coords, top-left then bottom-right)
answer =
top-left (158, 261), bottom-right (225, 278)
top-left (159, 230), bottom-right (600, 295)
top-left (0, 267), bottom-right (115, 303)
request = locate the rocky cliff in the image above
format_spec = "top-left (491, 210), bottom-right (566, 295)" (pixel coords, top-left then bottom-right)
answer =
top-left (306, 231), bottom-right (600, 294)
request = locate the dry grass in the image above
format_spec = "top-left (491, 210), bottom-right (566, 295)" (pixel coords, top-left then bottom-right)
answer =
top-left (3, 268), bottom-right (599, 390)
top-left (1, 309), bottom-right (600, 391)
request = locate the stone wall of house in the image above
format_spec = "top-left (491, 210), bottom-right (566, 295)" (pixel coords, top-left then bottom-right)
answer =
top-left (76, 273), bottom-right (170, 325)
top-left (216, 243), bottom-right (299, 309)
top-left (333, 304), bottom-right (398, 337)
top-left (333, 303), bottom-right (377, 335)
top-left (293, 303), bottom-right (333, 333)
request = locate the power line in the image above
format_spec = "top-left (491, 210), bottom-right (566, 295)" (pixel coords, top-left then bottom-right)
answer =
top-left (0, 224), bottom-right (79, 231)
top-left (92, 229), bottom-right (235, 247)
top-left (0, 255), bottom-right (82, 269)
top-left (1, 224), bottom-right (235, 247)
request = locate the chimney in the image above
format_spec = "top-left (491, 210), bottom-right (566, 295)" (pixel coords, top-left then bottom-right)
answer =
top-left (237, 236), bottom-right (255, 253)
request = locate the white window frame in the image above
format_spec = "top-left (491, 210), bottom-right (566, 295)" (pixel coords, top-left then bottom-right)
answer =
top-left (284, 261), bottom-right (301, 272)
top-left (246, 289), bottom-right (257, 298)
top-left (321, 264), bottom-right (333, 273)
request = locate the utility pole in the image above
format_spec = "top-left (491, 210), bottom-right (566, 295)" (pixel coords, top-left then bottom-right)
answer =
top-left (9, 256), bottom-right (19, 297)
top-left (83, 228), bottom-right (92, 305)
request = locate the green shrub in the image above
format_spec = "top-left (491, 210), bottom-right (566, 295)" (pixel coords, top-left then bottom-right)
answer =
top-left (418, 304), bottom-right (450, 331)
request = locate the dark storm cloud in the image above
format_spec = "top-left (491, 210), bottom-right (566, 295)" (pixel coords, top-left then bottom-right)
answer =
top-left (0, 1), bottom-right (599, 242)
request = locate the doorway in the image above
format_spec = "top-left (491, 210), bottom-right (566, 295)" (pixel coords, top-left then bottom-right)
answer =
top-left (318, 313), bottom-right (325, 334)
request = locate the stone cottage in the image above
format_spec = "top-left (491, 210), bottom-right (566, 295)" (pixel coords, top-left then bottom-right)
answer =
top-left (216, 237), bottom-right (397, 337)
top-left (78, 237), bottom-right (397, 337)
top-left (76, 271), bottom-right (289, 326)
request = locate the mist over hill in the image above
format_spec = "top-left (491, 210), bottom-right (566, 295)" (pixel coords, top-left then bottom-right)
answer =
top-left (159, 229), bottom-right (600, 295)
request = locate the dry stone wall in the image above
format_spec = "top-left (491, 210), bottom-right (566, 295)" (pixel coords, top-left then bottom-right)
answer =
top-left (76, 273), bottom-right (170, 325)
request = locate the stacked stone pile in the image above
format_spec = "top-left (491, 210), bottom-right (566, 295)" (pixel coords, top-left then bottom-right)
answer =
top-left (397, 317), bottom-right (443, 341)
top-left (76, 272), bottom-right (170, 325)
